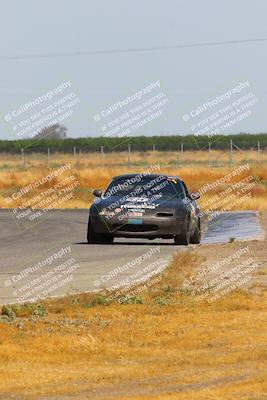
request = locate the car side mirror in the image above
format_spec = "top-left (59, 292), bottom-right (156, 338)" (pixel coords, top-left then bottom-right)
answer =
top-left (93, 189), bottom-right (102, 198)
top-left (190, 192), bottom-right (200, 200)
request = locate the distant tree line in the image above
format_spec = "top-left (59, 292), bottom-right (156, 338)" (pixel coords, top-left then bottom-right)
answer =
top-left (0, 134), bottom-right (266, 153)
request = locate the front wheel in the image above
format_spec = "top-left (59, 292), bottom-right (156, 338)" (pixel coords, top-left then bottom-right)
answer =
top-left (174, 216), bottom-right (190, 245)
top-left (87, 220), bottom-right (114, 244)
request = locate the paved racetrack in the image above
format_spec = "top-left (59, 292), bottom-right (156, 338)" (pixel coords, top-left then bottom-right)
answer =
top-left (0, 209), bottom-right (264, 305)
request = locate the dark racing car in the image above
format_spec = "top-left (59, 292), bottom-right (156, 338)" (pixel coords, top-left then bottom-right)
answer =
top-left (87, 174), bottom-right (201, 245)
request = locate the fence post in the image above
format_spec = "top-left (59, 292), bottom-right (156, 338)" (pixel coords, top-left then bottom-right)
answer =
top-left (257, 141), bottom-right (260, 162)
top-left (101, 146), bottom-right (104, 166)
top-left (47, 148), bottom-right (50, 166)
top-left (229, 139), bottom-right (233, 166)
top-left (21, 148), bottom-right (25, 167)
top-left (180, 142), bottom-right (183, 164)
top-left (128, 144), bottom-right (131, 167)
top-left (208, 142), bottom-right (211, 166)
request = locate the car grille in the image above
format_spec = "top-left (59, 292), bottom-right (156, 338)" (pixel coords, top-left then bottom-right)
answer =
top-left (114, 224), bottom-right (158, 232)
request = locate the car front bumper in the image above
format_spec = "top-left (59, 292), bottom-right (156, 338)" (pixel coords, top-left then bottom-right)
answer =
top-left (89, 213), bottom-right (186, 238)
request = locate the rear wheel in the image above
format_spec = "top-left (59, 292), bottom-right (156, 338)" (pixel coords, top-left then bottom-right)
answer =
top-left (174, 216), bottom-right (190, 245)
top-left (190, 218), bottom-right (201, 244)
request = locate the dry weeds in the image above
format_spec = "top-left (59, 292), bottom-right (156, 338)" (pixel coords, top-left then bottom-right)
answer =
top-left (0, 251), bottom-right (266, 399)
top-left (0, 152), bottom-right (266, 210)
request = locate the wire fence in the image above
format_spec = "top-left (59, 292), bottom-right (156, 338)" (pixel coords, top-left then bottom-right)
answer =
top-left (3, 140), bottom-right (264, 169)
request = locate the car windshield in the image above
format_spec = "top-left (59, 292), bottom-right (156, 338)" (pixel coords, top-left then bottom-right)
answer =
top-left (104, 176), bottom-right (186, 199)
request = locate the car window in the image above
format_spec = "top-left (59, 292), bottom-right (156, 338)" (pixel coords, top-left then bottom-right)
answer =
top-left (104, 176), bottom-right (185, 199)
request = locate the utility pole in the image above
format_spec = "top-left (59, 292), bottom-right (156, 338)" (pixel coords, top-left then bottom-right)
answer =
top-left (180, 142), bottom-right (184, 165)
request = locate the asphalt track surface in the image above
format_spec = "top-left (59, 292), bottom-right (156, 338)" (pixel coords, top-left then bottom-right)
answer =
top-left (0, 209), bottom-right (264, 305)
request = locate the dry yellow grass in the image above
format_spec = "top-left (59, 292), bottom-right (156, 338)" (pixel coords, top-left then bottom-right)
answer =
top-left (0, 151), bottom-right (266, 399)
top-left (0, 151), bottom-right (266, 210)
top-left (0, 251), bottom-right (266, 399)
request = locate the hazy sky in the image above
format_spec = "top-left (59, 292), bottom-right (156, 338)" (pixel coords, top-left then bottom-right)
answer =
top-left (0, 0), bottom-right (267, 139)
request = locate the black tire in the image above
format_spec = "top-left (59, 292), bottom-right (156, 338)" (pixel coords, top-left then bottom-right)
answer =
top-left (190, 218), bottom-right (201, 244)
top-left (87, 221), bottom-right (98, 244)
top-left (174, 216), bottom-right (190, 245)
top-left (100, 234), bottom-right (114, 244)
top-left (87, 219), bottom-right (114, 244)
